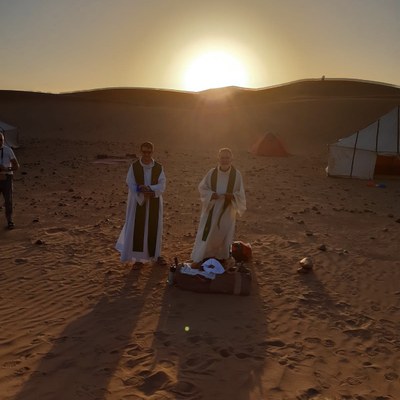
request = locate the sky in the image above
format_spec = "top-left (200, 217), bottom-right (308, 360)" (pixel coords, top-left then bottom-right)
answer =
top-left (0, 0), bottom-right (399, 93)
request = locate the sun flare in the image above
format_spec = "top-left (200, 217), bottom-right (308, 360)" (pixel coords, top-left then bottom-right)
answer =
top-left (183, 50), bottom-right (249, 91)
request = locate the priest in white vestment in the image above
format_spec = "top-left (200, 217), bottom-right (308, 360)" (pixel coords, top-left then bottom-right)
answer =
top-left (116, 142), bottom-right (166, 263)
top-left (191, 148), bottom-right (246, 263)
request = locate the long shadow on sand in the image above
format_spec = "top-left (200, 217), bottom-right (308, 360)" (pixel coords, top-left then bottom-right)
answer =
top-left (295, 271), bottom-right (344, 321)
top-left (14, 263), bottom-right (268, 400)
top-left (151, 264), bottom-right (268, 400)
top-left (13, 266), bottom-right (162, 400)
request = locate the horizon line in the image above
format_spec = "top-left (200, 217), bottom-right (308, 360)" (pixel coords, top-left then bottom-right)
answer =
top-left (1, 77), bottom-right (399, 96)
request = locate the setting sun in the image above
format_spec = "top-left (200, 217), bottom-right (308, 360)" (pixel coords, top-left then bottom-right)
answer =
top-left (183, 50), bottom-right (249, 91)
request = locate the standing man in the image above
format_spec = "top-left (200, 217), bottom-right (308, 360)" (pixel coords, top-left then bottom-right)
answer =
top-left (0, 132), bottom-right (20, 229)
top-left (191, 148), bottom-right (246, 263)
top-left (116, 142), bottom-right (166, 264)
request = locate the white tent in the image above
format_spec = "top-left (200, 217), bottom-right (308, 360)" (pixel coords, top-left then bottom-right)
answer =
top-left (327, 106), bottom-right (400, 179)
top-left (0, 120), bottom-right (20, 148)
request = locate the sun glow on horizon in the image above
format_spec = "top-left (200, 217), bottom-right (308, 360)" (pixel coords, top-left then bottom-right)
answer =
top-left (182, 50), bottom-right (249, 91)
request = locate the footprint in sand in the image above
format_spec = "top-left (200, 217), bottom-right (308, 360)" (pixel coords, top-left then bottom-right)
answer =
top-left (45, 227), bottom-right (69, 234)
top-left (322, 339), bottom-right (335, 347)
top-left (3, 360), bottom-right (21, 368)
top-left (297, 387), bottom-right (321, 399)
top-left (343, 328), bottom-right (372, 340)
top-left (138, 370), bottom-right (172, 396)
top-left (218, 348), bottom-right (231, 358)
top-left (384, 371), bottom-right (399, 381)
top-left (304, 337), bottom-right (321, 344)
top-left (182, 355), bottom-right (218, 373)
top-left (170, 380), bottom-right (199, 397)
top-left (264, 339), bottom-right (286, 348)
top-left (183, 356), bottom-right (203, 368)
top-left (14, 258), bottom-right (28, 264)
top-left (186, 335), bottom-right (202, 344)
top-left (14, 367), bottom-right (30, 376)
top-left (366, 347), bottom-right (381, 357)
top-left (123, 375), bottom-right (142, 387)
top-left (370, 303), bottom-right (381, 311)
top-left (348, 376), bottom-right (364, 385)
top-left (43, 352), bottom-right (58, 359)
top-left (235, 352), bottom-right (252, 359)
top-left (126, 348), bottom-right (154, 363)
top-left (362, 361), bottom-right (381, 372)
top-left (158, 359), bottom-right (175, 368)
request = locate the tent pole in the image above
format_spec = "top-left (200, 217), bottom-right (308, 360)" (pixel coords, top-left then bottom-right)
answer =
top-left (375, 118), bottom-right (380, 152)
top-left (397, 106), bottom-right (400, 154)
top-left (350, 131), bottom-right (359, 177)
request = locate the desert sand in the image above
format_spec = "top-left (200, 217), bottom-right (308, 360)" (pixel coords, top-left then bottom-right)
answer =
top-left (1, 80), bottom-right (400, 400)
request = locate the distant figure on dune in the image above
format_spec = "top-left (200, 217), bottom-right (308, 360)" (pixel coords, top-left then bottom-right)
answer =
top-left (0, 132), bottom-right (20, 229)
top-left (116, 141), bottom-right (166, 264)
top-left (191, 148), bottom-right (246, 263)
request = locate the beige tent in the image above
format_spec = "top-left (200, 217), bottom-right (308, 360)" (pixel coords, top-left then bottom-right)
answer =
top-left (0, 120), bottom-right (19, 148)
top-left (327, 106), bottom-right (400, 179)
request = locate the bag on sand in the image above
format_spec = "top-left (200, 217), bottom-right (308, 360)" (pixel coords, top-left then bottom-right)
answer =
top-left (231, 241), bottom-right (252, 262)
top-left (174, 264), bottom-right (252, 296)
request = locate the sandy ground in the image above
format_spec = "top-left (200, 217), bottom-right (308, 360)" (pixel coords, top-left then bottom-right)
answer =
top-left (1, 81), bottom-right (400, 399)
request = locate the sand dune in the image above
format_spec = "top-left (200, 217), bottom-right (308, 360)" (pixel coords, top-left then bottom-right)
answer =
top-left (0, 79), bottom-right (399, 399)
top-left (1, 78), bottom-right (400, 153)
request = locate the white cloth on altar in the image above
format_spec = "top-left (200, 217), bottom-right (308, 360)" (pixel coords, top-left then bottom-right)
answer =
top-left (191, 166), bottom-right (246, 263)
top-left (201, 258), bottom-right (225, 275)
top-left (180, 263), bottom-right (214, 279)
top-left (115, 159), bottom-right (166, 263)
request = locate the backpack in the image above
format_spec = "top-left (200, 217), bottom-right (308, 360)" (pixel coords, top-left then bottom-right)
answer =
top-left (231, 241), bottom-right (252, 262)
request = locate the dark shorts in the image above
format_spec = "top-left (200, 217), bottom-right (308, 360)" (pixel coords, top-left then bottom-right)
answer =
top-left (0, 175), bottom-right (13, 221)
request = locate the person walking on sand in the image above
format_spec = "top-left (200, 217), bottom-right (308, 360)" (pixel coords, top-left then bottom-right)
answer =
top-left (191, 147), bottom-right (246, 263)
top-left (116, 142), bottom-right (166, 265)
top-left (0, 132), bottom-right (20, 229)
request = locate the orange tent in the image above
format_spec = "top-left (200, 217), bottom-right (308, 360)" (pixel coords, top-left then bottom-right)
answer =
top-left (251, 132), bottom-right (288, 157)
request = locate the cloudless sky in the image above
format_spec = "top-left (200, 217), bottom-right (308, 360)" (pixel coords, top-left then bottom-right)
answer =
top-left (0, 0), bottom-right (399, 93)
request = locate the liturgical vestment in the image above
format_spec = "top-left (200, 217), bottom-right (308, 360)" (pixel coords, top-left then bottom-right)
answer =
top-left (191, 166), bottom-right (246, 263)
top-left (116, 159), bottom-right (166, 262)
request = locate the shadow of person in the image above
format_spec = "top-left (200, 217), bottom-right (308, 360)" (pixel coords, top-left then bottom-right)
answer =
top-left (150, 262), bottom-right (268, 400)
top-left (14, 265), bottom-right (164, 400)
top-left (295, 270), bottom-right (342, 320)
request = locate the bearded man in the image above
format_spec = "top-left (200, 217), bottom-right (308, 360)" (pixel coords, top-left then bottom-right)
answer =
top-left (116, 142), bottom-right (166, 264)
top-left (191, 148), bottom-right (246, 263)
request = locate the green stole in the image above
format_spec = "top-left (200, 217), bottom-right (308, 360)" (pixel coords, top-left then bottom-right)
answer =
top-left (201, 166), bottom-right (236, 241)
top-left (132, 160), bottom-right (162, 257)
